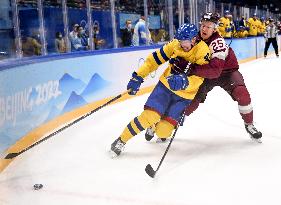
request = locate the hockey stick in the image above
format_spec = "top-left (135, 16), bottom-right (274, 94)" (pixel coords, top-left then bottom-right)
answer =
top-left (4, 90), bottom-right (128, 160)
top-left (145, 112), bottom-right (185, 178)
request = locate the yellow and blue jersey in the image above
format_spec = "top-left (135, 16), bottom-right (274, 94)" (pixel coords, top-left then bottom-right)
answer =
top-left (136, 39), bottom-right (210, 100)
top-left (247, 18), bottom-right (260, 36)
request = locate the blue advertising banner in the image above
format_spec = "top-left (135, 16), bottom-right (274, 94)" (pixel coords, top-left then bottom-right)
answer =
top-left (225, 38), bottom-right (256, 60)
top-left (225, 37), bottom-right (278, 61)
top-left (0, 48), bottom-right (164, 154)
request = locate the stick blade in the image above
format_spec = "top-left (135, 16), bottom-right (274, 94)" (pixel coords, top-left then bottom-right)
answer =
top-left (145, 164), bottom-right (156, 178)
top-left (5, 152), bottom-right (19, 159)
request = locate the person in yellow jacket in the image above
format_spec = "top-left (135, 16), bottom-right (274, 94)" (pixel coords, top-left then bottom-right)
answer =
top-left (22, 34), bottom-right (42, 57)
top-left (247, 13), bottom-right (260, 36)
top-left (234, 26), bottom-right (248, 38)
top-left (110, 23), bottom-right (211, 157)
top-left (218, 10), bottom-right (232, 38)
top-left (258, 17), bottom-right (266, 35)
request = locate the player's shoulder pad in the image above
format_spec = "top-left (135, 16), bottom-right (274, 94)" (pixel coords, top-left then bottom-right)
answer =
top-left (194, 40), bottom-right (211, 65)
top-left (196, 40), bottom-right (210, 53)
top-left (209, 37), bottom-right (229, 60)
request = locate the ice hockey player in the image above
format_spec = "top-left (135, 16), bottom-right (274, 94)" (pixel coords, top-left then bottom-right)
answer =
top-left (176, 12), bottom-right (262, 142)
top-left (110, 23), bottom-right (211, 157)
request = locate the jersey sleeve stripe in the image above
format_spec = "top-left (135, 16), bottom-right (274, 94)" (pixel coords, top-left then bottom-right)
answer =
top-left (160, 47), bottom-right (169, 61)
top-left (152, 51), bottom-right (162, 65)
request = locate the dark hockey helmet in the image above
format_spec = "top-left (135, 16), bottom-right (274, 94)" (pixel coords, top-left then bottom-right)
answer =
top-left (175, 23), bottom-right (198, 41)
top-left (224, 10), bottom-right (230, 15)
top-left (268, 17), bottom-right (274, 22)
top-left (200, 12), bottom-right (220, 25)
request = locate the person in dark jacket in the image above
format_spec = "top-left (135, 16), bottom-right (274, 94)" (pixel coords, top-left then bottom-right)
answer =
top-left (120, 19), bottom-right (133, 47)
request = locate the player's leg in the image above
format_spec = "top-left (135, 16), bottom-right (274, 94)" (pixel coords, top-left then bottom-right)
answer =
top-left (111, 82), bottom-right (171, 156)
top-left (154, 119), bottom-right (174, 142)
top-left (147, 80), bottom-right (215, 142)
top-left (154, 94), bottom-right (192, 141)
top-left (272, 38), bottom-right (279, 57)
top-left (145, 124), bottom-right (156, 141)
top-left (264, 39), bottom-right (270, 57)
top-left (111, 109), bottom-right (162, 157)
top-left (222, 71), bottom-right (262, 141)
top-left (143, 82), bottom-right (175, 142)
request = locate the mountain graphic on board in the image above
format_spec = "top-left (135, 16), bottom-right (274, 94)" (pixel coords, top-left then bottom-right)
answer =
top-left (45, 105), bottom-right (61, 122)
top-left (61, 91), bottom-right (87, 114)
top-left (59, 73), bottom-right (86, 95)
top-left (81, 73), bottom-right (110, 97)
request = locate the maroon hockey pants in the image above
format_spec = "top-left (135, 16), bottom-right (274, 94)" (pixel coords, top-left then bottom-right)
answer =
top-left (185, 70), bottom-right (253, 124)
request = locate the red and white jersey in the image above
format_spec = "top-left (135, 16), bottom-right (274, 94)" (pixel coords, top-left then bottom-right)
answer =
top-left (191, 32), bottom-right (239, 79)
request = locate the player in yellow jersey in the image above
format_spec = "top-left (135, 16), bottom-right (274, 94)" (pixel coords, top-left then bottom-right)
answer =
top-left (110, 23), bottom-right (211, 157)
top-left (247, 13), bottom-right (260, 36)
top-left (258, 17), bottom-right (266, 35)
top-left (234, 26), bottom-right (248, 38)
top-left (218, 10), bottom-right (232, 38)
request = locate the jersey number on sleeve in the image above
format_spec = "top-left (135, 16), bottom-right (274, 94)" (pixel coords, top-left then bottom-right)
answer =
top-left (211, 39), bottom-right (226, 53)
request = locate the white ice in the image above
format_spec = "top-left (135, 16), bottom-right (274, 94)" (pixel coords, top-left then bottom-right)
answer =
top-left (0, 55), bottom-right (281, 205)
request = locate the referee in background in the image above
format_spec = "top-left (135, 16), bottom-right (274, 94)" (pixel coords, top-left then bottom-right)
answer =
top-left (264, 18), bottom-right (279, 58)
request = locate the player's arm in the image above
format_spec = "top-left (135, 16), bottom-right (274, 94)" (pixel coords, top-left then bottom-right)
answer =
top-left (190, 38), bottom-right (228, 79)
top-left (136, 39), bottom-right (176, 78)
top-left (127, 40), bottom-right (176, 95)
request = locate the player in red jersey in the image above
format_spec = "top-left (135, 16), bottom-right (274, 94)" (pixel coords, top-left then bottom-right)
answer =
top-left (185, 12), bottom-right (262, 141)
top-left (144, 12), bottom-right (262, 142)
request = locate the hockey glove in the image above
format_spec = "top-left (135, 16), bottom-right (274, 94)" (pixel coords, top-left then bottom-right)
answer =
top-left (169, 57), bottom-right (192, 75)
top-left (127, 72), bottom-right (144, 95)
top-left (167, 74), bottom-right (189, 91)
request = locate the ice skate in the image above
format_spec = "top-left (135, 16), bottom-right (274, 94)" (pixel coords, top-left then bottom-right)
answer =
top-left (110, 137), bottom-right (126, 158)
top-left (145, 127), bottom-right (155, 141)
top-left (245, 124), bottom-right (262, 143)
top-left (156, 137), bottom-right (167, 143)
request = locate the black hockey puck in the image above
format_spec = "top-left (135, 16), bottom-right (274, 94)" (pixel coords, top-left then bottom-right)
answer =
top-left (33, 184), bottom-right (43, 190)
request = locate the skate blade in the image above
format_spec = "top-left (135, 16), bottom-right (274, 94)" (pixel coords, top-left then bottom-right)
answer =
top-left (155, 138), bottom-right (168, 143)
top-left (250, 136), bottom-right (262, 143)
top-left (108, 150), bottom-right (119, 158)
